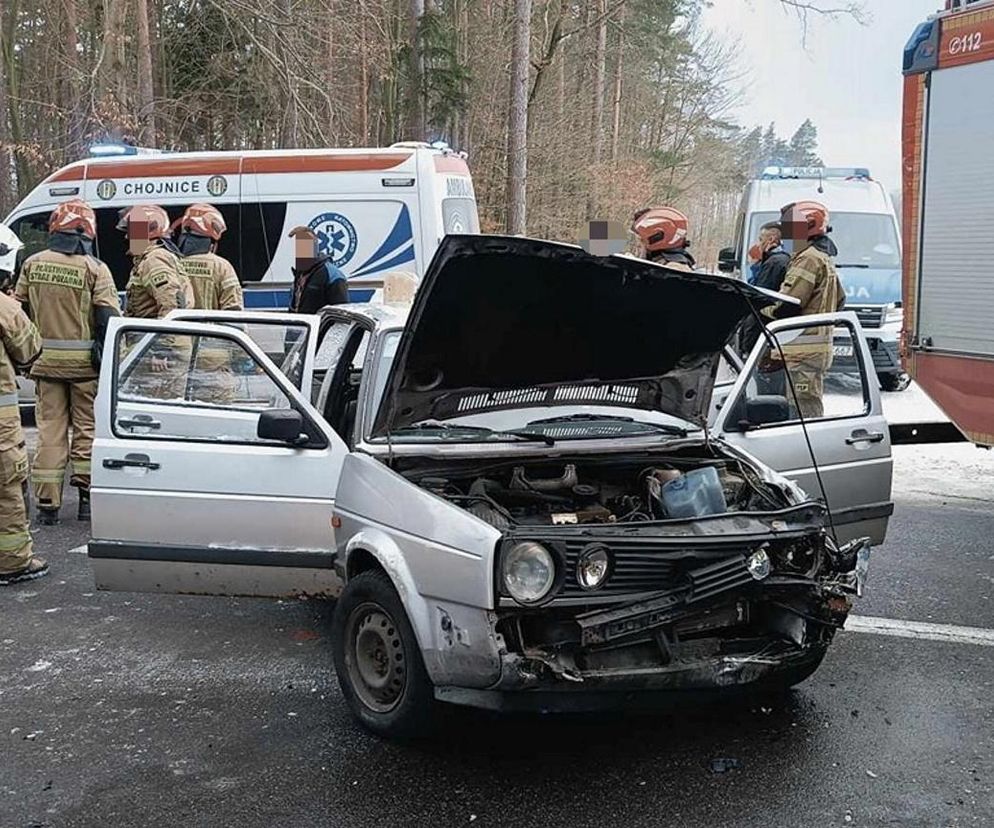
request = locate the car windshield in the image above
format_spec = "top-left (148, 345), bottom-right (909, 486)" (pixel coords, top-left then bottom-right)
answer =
top-left (748, 210), bottom-right (900, 269)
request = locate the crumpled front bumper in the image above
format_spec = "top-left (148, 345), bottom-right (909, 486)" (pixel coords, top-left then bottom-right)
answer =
top-left (434, 539), bottom-right (871, 712)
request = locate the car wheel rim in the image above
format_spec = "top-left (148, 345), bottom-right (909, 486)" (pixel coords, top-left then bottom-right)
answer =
top-left (345, 602), bottom-right (406, 713)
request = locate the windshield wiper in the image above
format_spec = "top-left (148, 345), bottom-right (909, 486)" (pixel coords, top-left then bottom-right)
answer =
top-left (836, 263), bottom-right (870, 269)
top-left (398, 420), bottom-right (556, 446)
top-left (527, 413), bottom-right (634, 424)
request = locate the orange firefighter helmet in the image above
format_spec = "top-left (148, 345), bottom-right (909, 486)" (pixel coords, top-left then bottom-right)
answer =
top-left (780, 200), bottom-right (831, 241)
top-left (49, 199), bottom-right (97, 239)
top-left (179, 203), bottom-right (227, 241)
top-left (631, 207), bottom-right (690, 253)
top-left (116, 204), bottom-right (171, 239)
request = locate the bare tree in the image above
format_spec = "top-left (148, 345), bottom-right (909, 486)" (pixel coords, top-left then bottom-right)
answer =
top-left (135, 0), bottom-right (156, 144)
top-left (591, 0), bottom-right (607, 162)
top-left (506, 0), bottom-right (531, 234)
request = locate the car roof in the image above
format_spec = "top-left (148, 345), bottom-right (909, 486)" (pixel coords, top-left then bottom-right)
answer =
top-left (746, 178), bottom-right (893, 215)
top-left (321, 302), bottom-right (410, 331)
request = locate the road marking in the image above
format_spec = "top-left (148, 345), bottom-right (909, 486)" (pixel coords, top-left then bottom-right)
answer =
top-left (846, 615), bottom-right (994, 648)
top-left (68, 545), bottom-right (87, 555)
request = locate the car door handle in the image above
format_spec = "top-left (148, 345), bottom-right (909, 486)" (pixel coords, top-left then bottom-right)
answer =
top-left (117, 416), bottom-right (161, 430)
top-left (846, 430), bottom-right (885, 445)
top-left (103, 455), bottom-right (161, 471)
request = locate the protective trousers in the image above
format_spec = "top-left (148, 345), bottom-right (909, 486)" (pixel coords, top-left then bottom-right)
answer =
top-left (32, 378), bottom-right (97, 510)
top-left (0, 443), bottom-right (32, 573)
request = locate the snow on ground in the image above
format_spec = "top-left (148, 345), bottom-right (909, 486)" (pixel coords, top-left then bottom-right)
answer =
top-left (892, 442), bottom-right (994, 504)
top-left (881, 381), bottom-right (947, 425)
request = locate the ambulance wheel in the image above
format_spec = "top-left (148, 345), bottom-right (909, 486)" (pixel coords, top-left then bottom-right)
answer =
top-left (332, 570), bottom-right (437, 739)
top-left (879, 372), bottom-right (911, 393)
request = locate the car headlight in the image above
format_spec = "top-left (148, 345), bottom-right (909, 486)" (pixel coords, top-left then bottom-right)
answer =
top-left (746, 547), bottom-right (771, 580)
top-left (577, 545), bottom-right (611, 590)
top-left (502, 541), bottom-right (556, 604)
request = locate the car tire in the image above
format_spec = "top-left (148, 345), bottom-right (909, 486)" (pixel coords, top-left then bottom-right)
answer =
top-left (879, 372), bottom-right (911, 393)
top-left (331, 569), bottom-right (438, 739)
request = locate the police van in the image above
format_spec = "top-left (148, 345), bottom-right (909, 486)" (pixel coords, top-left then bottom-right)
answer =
top-left (3, 142), bottom-right (480, 309)
top-left (719, 167), bottom-right (907, 392)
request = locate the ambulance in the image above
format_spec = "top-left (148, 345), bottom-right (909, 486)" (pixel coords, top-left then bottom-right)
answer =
top-left (903, 0), bottom-right (994, 446)
top-left (2, 142), bottom-right (480, 309)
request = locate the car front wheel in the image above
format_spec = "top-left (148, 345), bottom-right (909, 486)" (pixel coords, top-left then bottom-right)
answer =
top-left (332, 569), bottom-right (437, 738)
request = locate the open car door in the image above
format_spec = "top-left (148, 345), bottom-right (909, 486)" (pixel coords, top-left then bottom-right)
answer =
top-left (166, 309), bottom-right (320, 401)
top-left (89, 317), bottom-right (347, 598)
top-left (713, 311), bottom-right (893, 546)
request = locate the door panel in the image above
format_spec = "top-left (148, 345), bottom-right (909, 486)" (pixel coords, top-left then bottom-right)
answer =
top-left (90, 317), bottom-right (346, 598)
top-left (714, 312), bottom-right (893, 545)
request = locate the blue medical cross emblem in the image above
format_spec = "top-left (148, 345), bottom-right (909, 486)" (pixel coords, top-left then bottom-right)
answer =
top-left (307, 212), bottom-right (358, 267)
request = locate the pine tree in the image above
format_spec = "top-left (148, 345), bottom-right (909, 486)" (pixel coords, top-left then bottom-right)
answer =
top-left (787, 119), bottom-right (822, 166)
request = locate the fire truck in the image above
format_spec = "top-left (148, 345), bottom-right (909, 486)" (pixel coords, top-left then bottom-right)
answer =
top-left (902, 0), bottom-right (994, 447)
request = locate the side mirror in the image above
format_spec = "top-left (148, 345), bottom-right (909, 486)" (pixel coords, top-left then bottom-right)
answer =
top-left (718, 247), bottom-right (737, 273)
top-left (258, 408), bottom-right (308, 446)
top-left (737, 395), bottom-right (790, 431)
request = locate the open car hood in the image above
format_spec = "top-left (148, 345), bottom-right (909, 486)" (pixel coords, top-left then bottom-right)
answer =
top-left (370, 235), bottom-right (783, 436)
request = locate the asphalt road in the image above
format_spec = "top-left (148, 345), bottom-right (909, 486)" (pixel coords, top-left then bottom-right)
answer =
top-left (2, 444), bottom-right (993, 828)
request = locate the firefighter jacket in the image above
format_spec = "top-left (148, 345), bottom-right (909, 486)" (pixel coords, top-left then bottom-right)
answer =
top-left (15, 249), bottom-right (121, 380)
top-left (764, 236), bottom-right (845, 366)
top-left (125, 242), bottom-right (194, 319)
top-left (181, 252), bottom-right (243, 310)
top-left (0, 293), bottom-right (41, 451)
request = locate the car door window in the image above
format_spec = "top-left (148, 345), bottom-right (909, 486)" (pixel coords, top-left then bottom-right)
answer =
top-left (115, 328), bottom-right (320, 445)
top-left (9, 211), bottom-right (50, 273)
top-left (724, 320), bottom-right (868, 430)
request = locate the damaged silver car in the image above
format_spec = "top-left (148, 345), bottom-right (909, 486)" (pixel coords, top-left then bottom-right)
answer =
top-left (88, 235), bottom-right (893, 737)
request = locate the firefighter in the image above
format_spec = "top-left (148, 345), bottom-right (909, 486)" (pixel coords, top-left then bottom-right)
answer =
top-left (119, 205), bottom-right (193, 400)
top-left (287, 226), bottom-right (349, 313)
top-left (763, 200), bottom-right (845, 419)
top-left (630, 207), bottom-right (696, 270)
top-left (15, 200), bottom-right (121, 524)
top-left (176, 203), bottom-right (243, 310)
top-left (0, 289), bottom-right (45, 584)
top-left (119, 204), bottom-right (194, 318)
top-left (175, 203), bottom-right (242, 402)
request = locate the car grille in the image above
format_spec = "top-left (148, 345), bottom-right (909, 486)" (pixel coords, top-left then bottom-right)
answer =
top-left (852, 306), bottom-right (884, 329)
top-left (557, 537), bottom-right (758, 602)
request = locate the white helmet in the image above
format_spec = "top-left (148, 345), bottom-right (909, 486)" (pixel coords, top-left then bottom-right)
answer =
top-left (0, 223), bottom-right (23, 275)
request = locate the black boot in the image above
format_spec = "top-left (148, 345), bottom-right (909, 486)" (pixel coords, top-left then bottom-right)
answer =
top-left (77, 489), bottom-right (91, 522)
top-left (37, 507), bottom-right (60, 526)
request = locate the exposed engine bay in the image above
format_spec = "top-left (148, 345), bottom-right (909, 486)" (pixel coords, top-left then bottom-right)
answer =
top-left (400, 448), bottom-right (792, 530)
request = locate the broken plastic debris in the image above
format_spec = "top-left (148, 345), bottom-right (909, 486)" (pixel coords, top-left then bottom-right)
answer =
top-left (866, 770), bottom-right (878, 779)
top-left (709, 757), bottom-right (742, 774)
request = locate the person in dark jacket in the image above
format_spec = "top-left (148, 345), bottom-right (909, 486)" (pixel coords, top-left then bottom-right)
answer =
top-left (287, 226), bottom-right (349, 313)
top-left (740, 223), bottom-right (792, 354)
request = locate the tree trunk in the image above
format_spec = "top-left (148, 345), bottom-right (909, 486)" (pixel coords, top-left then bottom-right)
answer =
top-left (358, 0), bottom-right (369, 144)
top-left (591, 0), bottom-right (607, 162)
top-left (404, 0), bottom-right (425, 140)
top-left (505, 0), bottom-right (530, 234)
top-left (610, 2), bottom-right (625, 163)
top-left (135, 0), bottom-right (156, 144)
top-left (0, 1), bottom-right (10, 213)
